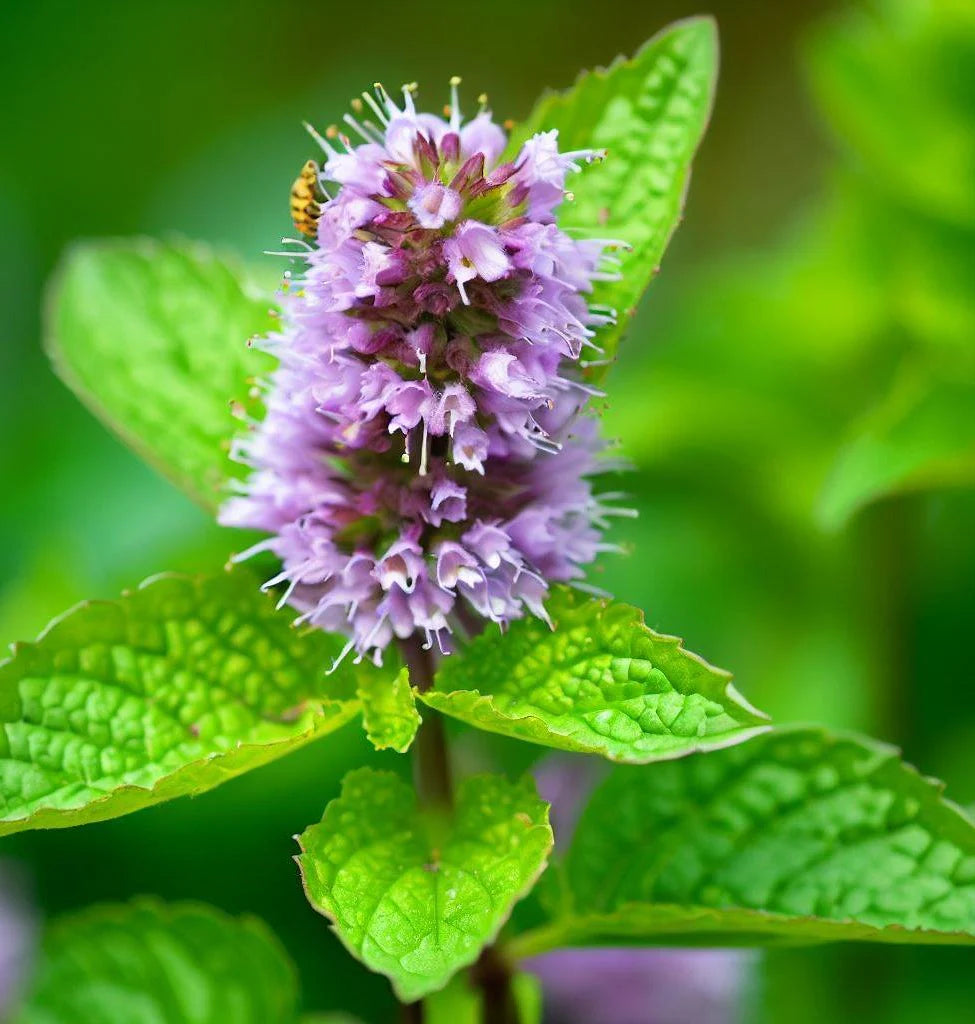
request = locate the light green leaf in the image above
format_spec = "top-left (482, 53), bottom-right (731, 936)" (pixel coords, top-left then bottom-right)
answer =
top-left (45, 237), bottom-right (275, 510)
top-left (817, 367), bottom-right (975, 529)
top-left (0, 572), bottom-right (364, 835)
top-left (420, 588), bottom-right (768, 763)
top-left (358, 666), bottom-right (421, 753)
top-left (507, 727), bottom-right (975, 958)
top-left (297, 769), bottom-right (552, 1002)
top-left (14, 899), bottom-right (298, 1024)
top-left (511, 17), bottom-right (717, 374)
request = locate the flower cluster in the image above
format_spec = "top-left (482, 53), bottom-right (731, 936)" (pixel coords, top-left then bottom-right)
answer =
top-left (221, 81), bottom-right (626, 663)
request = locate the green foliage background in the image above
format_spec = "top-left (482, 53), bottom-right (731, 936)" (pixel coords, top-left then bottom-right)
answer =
top-left (1, 0), bottom-right (972, 1019)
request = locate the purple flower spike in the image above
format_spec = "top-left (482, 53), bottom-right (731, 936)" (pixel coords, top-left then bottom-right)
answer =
top-left (222, 80), bottom-right (625, 664)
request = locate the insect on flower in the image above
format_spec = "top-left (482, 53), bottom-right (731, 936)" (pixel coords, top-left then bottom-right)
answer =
top-left (289, 159), bottom-right (323, 238)
top-left (223, 79), bottom-right (630, 666)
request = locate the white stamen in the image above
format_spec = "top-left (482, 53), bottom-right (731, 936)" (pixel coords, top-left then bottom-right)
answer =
top-left (303, 121), bottom-right (337, 157)
top-left (327, 636), bottom-right (357, 674)
top-left (373, 82), bottom-right (400, 118)
top-left (449, 75), bottom-right (462, 131)
top-left (563, 147), bottom-right (607, 164)
top-left (343, 112), bottom-right (384, 145)
top-left (361, 87), bottom-right (390, 125)
top-left (275, 574), bottom-right (302, 610)
top-left (360, 615), bottom-right (389, 652)
top-left (418, 419), bottom-right (429, 476)
top-left (569, 580), bottom-right (614, 599)
top-left (231, 538), bottom-right (276, 562)
top-left (401, 82), bottom-right (418, 112)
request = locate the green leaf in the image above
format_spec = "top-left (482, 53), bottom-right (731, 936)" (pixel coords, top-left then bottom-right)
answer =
top-left (507, 727), bottom-right (975, 958)
top-left (14, 899), bottom-right (298, 1024)
top-left (419, 588), bottom-right (768, 763)
top-left (358, 666), bottom-right (421, 753)
top-left (297, 769), bottom-right (553, 1002)
top-left (806, 0), bottom-right (975, 228)
top-left (511, 17), bottom-right (717, 374)
top-left (0, 571), bottom-right (364, 835)
top-left (817, 367), bottom-right (975, 529)
top-left (45, 237), bottom-right (275, 510)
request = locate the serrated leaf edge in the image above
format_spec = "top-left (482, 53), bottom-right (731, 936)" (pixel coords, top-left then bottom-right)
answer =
top-left (0, 570), bottom-right (361, 835)
top-left (419, 687), bottom-right (770, 764)
top-left (505, 725), bottom-right (975, 956)
top-left (423, 590), bottom-right (769, 763)
top-left (294, 769), bottom-right (554, 1001)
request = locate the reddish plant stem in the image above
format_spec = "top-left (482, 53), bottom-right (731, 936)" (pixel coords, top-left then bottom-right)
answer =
top-left (397, 635), bottom-right (518, 1022)
top-left (399, 635), bottom-right (453, 809)
top-left (401, 1000), bottom-right (423, 1024)
top-left (471, 945), bottom-right (520, 1024)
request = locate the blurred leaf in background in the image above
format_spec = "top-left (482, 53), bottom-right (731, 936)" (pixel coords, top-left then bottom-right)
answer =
top-left (594, 1), bottom-right (975, 1018)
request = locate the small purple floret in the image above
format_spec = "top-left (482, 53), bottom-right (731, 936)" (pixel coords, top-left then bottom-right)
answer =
top-left (221, 82), bottom-right (625, 663)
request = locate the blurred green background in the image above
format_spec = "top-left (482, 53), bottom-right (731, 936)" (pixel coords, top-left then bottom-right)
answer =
top-left (1, 0), bottom-right (973, 1020)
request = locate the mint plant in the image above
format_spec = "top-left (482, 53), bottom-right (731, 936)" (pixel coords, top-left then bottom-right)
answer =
top-left (5, 16), bottom-right (975, 1022)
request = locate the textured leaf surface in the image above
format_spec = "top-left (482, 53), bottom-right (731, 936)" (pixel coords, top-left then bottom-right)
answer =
top-left (817, 369), bottom-right (975, 529)
top-left (297, 769), bottom-right (552, 1001)
top-left (421, 588), bottom-right (767, 763)
top-left (511, 18), bottom-right (717, 374)
top-left (14, 899), bottom-right (297, 1024)
top-left (46, 238), bottom-right (274, 510)
top-left (358, 667), bottom-right (421, 753)
top-left (508, 728), bottom-right (975, 957)
top-left (0, 572), bottom-right (362, 835)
